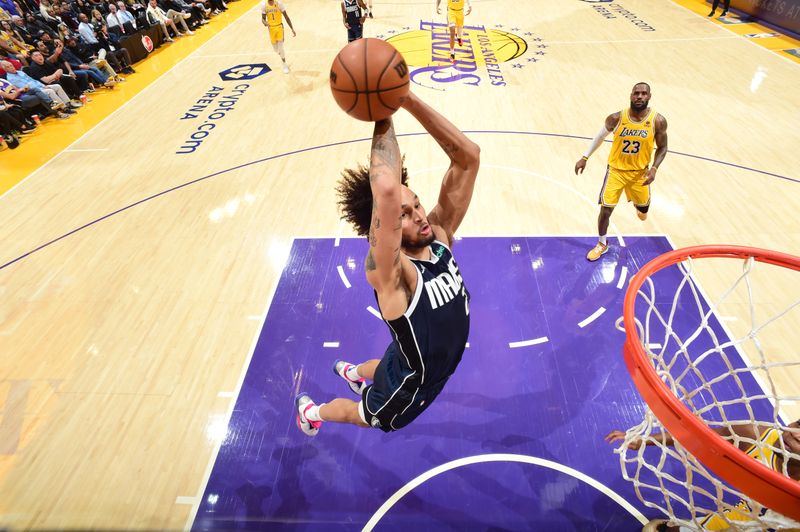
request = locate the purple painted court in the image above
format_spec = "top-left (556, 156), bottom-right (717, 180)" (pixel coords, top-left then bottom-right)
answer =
top-left (191, 236), bottom-right (767, 531)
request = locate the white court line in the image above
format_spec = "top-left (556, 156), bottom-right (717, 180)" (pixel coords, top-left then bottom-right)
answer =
top-left (334, 219), bottom-right (344, 247)
top-left (1, 2), bottom-right (263, 201)
top-left (363, 454), bottom-right (647, 530)
top-left (337, 265), bottom-right (352, 288)
top-left (175, 496), bottom-right (197, 505)
top-left (669, 0), bottom-right (800, 69)
top-left (367, 306), bottom-right (382, 320)
top-left (482, 164), bottom-right (629, 248)
top-left (183, 235), bottom-right (291, 531)
top-left (578, 307), bottom-right (606, 328)
top-left (617, 266), bottom-right (629, 289)
top-left (508, 337), bottom-right (549, 348)
top-left (323, 341), bottom-right (340, 348)
top-left (216, 391), bottom-right (235, 398)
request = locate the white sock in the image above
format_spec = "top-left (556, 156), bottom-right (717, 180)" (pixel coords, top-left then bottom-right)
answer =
top-left (305, 402), bottom-right (325, 422)
top-left (345, 364), bottom-right (362, 382)
top-left (273, 41), bottom-right (285, 61)
top-left (599, 235), bottom-right (607, 245)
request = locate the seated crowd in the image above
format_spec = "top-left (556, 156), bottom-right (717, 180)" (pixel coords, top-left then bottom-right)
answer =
top-left (0, 0), bottom-right (231, 150)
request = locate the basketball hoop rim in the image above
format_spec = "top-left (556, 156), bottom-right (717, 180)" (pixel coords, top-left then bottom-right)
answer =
top-left (622, 244), bottom-right (800, 522)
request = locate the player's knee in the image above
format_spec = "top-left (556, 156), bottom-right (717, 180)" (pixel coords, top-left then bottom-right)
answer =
top-left (355, 401), bottom-right (370, 427)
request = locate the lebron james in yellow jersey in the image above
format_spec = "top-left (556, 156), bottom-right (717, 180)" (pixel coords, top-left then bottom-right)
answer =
top-left (607, 419), bottom-right (800, 531)
top-left (261, 0), bottom-right (296, 74)
top-left (574, 82), bottom-right (668, 261)
top-left (436, 0), bottom-right (472, 63)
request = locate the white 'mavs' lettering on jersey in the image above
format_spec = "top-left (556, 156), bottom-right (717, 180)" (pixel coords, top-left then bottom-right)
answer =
top-left (424, 257), bottom-right (464, 310)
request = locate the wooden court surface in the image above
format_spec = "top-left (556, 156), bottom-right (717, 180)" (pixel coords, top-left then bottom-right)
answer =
top-left (0, 0), bottom-right (798, 529)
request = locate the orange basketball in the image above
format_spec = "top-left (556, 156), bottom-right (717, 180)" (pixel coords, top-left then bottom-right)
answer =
top-left (329, 38), bottom-right (410, 122)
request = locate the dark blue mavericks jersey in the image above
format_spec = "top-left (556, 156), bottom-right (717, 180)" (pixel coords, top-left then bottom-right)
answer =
top-left (342, 0), bottom-right (363, 25)
top-left (362, 240), bottom-right (470, 431)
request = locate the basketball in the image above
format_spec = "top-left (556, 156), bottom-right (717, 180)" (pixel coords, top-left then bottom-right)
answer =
top-left (329, 38), bottom-right (410, 122)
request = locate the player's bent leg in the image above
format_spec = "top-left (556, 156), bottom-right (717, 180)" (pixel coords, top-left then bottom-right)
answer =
top-left (448, 25), bottom-right (456, 63)
top-left (274, 41), bottom-right (289, 72)
top-left (356, 359), bottom-right (380, 380)
top-left (295, 393), bottom-right (323, 436)
top-left (627, 178), bottom-right (650, 221)
top-left (318, 398), bottom-right (369, 427)
top-left (333, 359), bottom-right (367, 395)
top-left (588, 206), bottom-right (614, 262)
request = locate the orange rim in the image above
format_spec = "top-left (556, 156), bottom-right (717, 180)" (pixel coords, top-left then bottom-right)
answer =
top-left (622, 245), bottom-right (800, 521)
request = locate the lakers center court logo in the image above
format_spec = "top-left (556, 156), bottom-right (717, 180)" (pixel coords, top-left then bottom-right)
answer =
top-left (378, 22), bottom-right (545, 90)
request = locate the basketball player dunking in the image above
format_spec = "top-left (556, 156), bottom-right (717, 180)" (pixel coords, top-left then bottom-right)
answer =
top-left (574, 82), bottom-right (669, 262)
top-left (436, 0), bottom-right (472, 64)
top-left (341, 0), bottom-right (367, 43)
top-left (261, 0), bottom-right (295, 74)
top-left (295, 90), bottom-right (480, 435)
top-left (606, 420), bottom-right (800, 531)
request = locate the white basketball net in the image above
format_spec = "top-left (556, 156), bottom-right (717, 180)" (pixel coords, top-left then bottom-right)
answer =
top-left (615, 254), bottom-right (800, 531)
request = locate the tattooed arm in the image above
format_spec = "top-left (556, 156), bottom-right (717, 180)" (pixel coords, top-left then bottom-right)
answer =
top-left (401, 91), bottom-right (480, 245)
top-left (365, 118), bottom-right (407, 316)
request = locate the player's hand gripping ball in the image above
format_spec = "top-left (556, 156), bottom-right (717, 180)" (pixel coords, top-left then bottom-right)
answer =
top-left (330, 38), bottom-right (410, 122)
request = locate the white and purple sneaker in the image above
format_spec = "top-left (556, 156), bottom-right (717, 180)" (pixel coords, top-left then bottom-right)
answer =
top-left (295, 393), bottom-right (322, 436)
top-left (333, 360), bottom-right (366, 396)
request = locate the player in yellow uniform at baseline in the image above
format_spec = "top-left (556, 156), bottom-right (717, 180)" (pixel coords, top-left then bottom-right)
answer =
top-left (436, 0), bottom-right (472, 64)
top-left (261, 0), bottom-right (296, 74)
top-left (606, 420), bottom-right (800, 531)
top-left (575, 82), bottom-right (668, 262)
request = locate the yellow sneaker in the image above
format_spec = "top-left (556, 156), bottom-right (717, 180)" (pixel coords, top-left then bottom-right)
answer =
top-left (637, 210), bottom-right (647, 221)
top-left (587, 242), bottom-right (609, 261)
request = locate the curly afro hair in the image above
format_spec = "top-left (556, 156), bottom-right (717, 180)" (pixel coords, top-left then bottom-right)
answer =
top-left (335, 160), bottom-right (408, 236)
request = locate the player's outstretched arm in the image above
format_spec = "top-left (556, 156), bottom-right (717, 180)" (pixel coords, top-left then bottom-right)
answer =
top-left (574, 112), bottom-right (619, 174)
top-left (605, 429), bottom-right (675, 449)
top-left (365, 119), bottom-right (403, 295)
top-left (401, 91), bottom-right (480, 244)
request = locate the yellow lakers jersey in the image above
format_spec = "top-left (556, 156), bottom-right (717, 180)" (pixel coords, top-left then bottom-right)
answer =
top-left (448, 0), bottom-right (465, 11)
top-left (265, 1), bottom-right (282, 26)
top-left (608, 108), bottom-right (657, 172)
top-left (699, 428), bottom-right (789, 531)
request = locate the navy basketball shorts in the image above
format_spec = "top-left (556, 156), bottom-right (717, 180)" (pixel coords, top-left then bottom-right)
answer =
top-left (359, 344), bottom-right (445, 432)
top-left (347, 23), bottom-right (363, 42)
